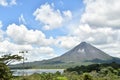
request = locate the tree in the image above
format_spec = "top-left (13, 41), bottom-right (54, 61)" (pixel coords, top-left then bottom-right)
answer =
top-left (0, 54), bottom-right (23, 80)
top-left (0, 54), bottom-right (23, 65)
top-left (0, 63), bottom-right (12, 80)
top-left (83, 73), bottom-right (93, 80)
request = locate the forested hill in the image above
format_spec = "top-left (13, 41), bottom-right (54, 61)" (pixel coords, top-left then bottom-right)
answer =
top-left (66, 62), bottom-right (120, 74)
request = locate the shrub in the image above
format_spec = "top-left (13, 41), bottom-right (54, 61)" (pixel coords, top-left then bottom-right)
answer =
top-left (0, 63), bottom-right (12, 80)
top-left (83, 73), bottom-right (93, 80)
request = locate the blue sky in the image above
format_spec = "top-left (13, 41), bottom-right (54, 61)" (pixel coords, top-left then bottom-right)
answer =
top-left (0, 0), bottom-right (120, 62)
top-left (0, 0), bottom-right (83, 30)
top-left (0, 0), bottom-right (84, 39)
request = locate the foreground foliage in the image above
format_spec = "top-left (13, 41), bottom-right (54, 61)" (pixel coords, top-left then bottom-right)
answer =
top-left (11, 62), bottom-right (120, 80)
top-left (0, 54), bottom-right (23, 80)
top-left (0, 63), bottom-right (12, 80)
top-left (11, 71), bottom-right (120, 80)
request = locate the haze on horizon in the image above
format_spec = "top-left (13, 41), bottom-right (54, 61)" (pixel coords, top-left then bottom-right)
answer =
top-left (0, 0), bottom-right (120, 62)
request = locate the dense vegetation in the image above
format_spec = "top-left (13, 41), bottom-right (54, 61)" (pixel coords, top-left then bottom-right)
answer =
top-left (11, 62), bottom-right (120, 80)
top-left (66, 62), bottom-right (120, 74)
top-left (11, 69), bottom-right (120, 80)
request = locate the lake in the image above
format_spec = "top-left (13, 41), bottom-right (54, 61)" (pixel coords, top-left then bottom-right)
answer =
top-left (11, 69), bottom-right (64, 76)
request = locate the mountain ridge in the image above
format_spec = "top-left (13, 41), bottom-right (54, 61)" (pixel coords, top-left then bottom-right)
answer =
top-left (10, 42), bottom-right (120, 68)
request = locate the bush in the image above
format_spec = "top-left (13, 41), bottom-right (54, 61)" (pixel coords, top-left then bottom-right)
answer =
top-left (83, 73), bottom-right (93, 80)
top-left (0, 63), bottom-right (12, 80)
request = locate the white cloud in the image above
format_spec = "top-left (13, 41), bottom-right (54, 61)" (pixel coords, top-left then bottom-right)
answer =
top-left (7, 24), bottom-right (42, 44)
top-left (0, 40), bottom-right (57, 61)
top-left (63, 10), bottom-right (72, 19)
top-left (73, 24), bottom-right (120, 44)
top-left (0, 21), bottom-right (3, 28)
top-left (56, 36), bottom-right (79, 50)
top-left (0, 0), bottom-right (8, 6)
top-left (27, 47), bottom-right (57, 61)
top-left (33, 3), bottom-right (72, 30)
top-left (0, 40), bottom-right (33, 53)
top-left (0, 30), bottom-right (4, 42)
top-left (19, 14), bottom-right (26, 24)
top-left (4, 23), bottom-right (57, 60)
top-left (0, 21), bottom-right (4, 41)
top-left (95, 42), bottom-right (120, 57)
top-left (0, 0), bottom-right (17, 6)
top-left (6, 23), bottom-right (80, 53)
top-left (10, 0), bottom-right (16, 5)
top-left (81, 0), bottom-right (120, 29)
top-left (6, 23), bottom-right (55, 46)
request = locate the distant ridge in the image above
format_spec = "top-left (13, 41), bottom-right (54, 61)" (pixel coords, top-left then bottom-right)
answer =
top-left (10, 42), bottom-right (120, 68)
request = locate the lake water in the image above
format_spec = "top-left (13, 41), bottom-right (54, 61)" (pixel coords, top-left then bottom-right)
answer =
top-left (11, 69), bottom-right (64, 76)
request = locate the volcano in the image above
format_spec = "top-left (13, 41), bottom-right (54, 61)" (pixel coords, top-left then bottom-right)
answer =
top-left (11, 42), bottom-right (120, 68)
top-left (48, 42), bottom-right (113, 63)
